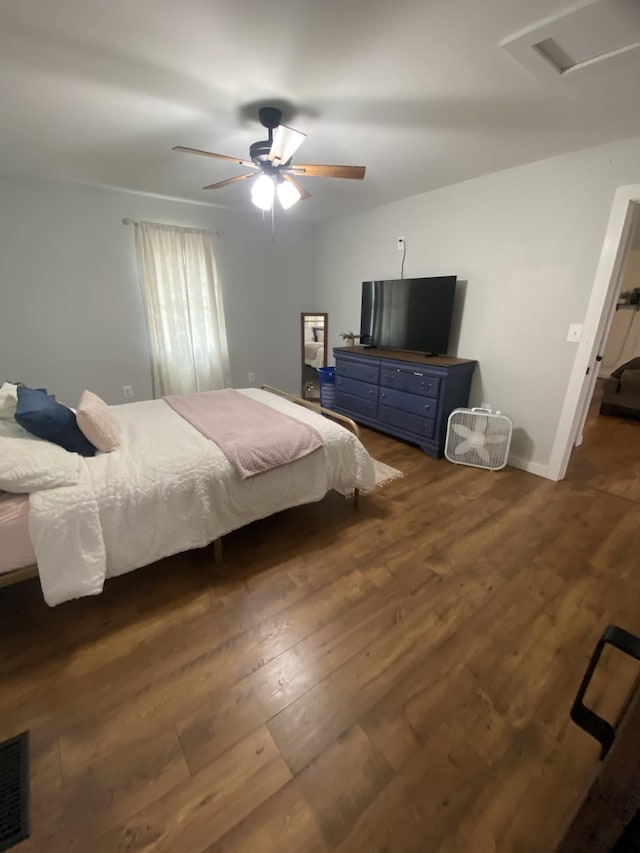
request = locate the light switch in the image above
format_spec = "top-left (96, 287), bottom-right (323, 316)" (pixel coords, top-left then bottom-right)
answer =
top-left (567, 323), bottom-right (583, 343)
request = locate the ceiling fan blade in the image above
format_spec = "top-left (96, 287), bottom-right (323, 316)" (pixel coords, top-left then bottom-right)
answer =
top-left (173, 146), bottom-right (256, 169)
top-left (268, 124), bottom-right (307, 166)
top-left (287, 164), bottom-right (366, 180)
top-left (282, 173), bottom-right (311, 200)
top-left (202, 173), bottom-right (255, 191)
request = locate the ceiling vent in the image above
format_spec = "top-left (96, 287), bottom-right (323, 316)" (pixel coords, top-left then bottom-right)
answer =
top-left (501, 0), bottom-right (640, 81)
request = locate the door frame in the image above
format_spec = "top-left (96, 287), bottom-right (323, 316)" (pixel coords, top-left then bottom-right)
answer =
top-left (548, 184), bottom-right (640, 482)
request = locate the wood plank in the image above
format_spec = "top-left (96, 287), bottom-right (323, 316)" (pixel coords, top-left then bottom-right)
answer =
top-left (293, 724), bottom-right (394, 846)
top-left (205, 777), bottom-right (328, 853)
top-left (208, 724), bottom-right (393, 852)
top-left (1, 566), bottom-right (373, 748)
top-left (90, 726), bottom-right (291, 853)
top-left (359, 565), bottom-right (561, 771)
top-left (31, 726), bottom-right (191, 851)
top-left (176, 559), bottom-right (440, 774)
top-left (333, 721), bottom-right (490, 853)
top-left (267, 566), bottom-right (494, 773)
top-left (176, 683), bottom-right (268, 776)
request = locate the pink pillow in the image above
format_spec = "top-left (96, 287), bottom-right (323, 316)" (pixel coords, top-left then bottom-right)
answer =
top-left (76, 390), bottom-right (121, 453)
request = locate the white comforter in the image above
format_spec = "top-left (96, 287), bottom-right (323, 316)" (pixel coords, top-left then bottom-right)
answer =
top-left (28, 389), bottom-right (375, 606)
top-left (304, 341), bottom-right (325, 368)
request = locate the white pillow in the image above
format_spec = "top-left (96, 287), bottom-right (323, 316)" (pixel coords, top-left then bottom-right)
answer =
top-left (76, 390), bottom-right (121, 452)
top-left (0, 418), bottom-right (81, 493)
top-left (304, 327), bottom-right (314, 342)
top-left (0, 382), bottom-right (18, 420)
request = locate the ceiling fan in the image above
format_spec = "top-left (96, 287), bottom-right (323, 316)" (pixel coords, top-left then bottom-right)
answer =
top-left (173, 106), bottom-right (366, 212)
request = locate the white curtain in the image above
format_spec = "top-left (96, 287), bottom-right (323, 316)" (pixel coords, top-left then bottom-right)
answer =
top-left (134, 221), bottom-right (231, 396)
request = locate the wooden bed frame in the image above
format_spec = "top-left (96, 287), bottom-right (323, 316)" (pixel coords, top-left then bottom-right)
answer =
top-left (0, 385), bottom-right (361, 592)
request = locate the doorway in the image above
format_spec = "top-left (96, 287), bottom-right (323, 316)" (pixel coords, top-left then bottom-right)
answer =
top-left (548, 186), bottom-right (640, 481)
top-left (578, 205), bottom-right (640, 433)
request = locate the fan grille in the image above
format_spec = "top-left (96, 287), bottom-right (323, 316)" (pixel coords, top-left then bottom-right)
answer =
top-left (445, 409), bottom-right (513, 470)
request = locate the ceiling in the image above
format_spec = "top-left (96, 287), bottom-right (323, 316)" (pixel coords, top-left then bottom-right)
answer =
top-left (1, 0), bottom-right (640, 223)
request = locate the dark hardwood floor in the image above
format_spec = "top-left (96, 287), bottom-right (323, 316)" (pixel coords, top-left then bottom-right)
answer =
top-left (2, 405), bottom-right (640, 852)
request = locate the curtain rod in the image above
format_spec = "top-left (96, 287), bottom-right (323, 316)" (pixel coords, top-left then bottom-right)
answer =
top-left (121, 218), bottom-right (224, 237)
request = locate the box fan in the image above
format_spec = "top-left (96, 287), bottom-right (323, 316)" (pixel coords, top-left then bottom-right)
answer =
top-left (444, 408), bottom-right (513, 471)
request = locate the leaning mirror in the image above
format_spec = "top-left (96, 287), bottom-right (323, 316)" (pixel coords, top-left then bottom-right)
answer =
top-left (301, 312), bottom-right (328, 400)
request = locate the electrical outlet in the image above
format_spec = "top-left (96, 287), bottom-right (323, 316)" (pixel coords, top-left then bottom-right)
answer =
top-left (248, 371), bottom-right (255, 383)
top-left (122, 385), bottom-right (133, 399)
top-left (397, 236), bottom-right (405, 251)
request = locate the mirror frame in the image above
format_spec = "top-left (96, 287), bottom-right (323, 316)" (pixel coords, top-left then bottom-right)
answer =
top-left (300, 312), bottom-right (328, 399)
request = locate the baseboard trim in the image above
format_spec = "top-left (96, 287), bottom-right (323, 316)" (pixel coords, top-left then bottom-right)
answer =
top-left (508, 455), bottom-right (552, 480)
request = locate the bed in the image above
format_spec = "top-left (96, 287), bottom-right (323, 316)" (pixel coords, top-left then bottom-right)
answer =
top-left (0, 386), bottom-right (375, 606)
top-left (304, 340), bottom-right (326, 369)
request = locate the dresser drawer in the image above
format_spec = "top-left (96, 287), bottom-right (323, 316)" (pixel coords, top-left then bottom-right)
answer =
top-left (379, 387), bottom-right (436, 418)
top-left (378, 405), bottom-right (435, 440)
top-left (336, 358), bottom-right (380, 385)
top-left (335, 391), bottom-right (378, 419)
top-left (335, 375), bottom-right (379, 402)
top-left (380, 366), bottom-right (440, 399)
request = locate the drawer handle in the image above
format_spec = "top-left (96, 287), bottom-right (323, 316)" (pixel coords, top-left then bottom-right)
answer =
top-left (424, 404), bottom-right (430, 411)
top-left (381, 393), bottom-right (386, 399)
top-left (368, 390), bottom-right (374, 396)
top-left (428, 383), bottom-right (433, 389)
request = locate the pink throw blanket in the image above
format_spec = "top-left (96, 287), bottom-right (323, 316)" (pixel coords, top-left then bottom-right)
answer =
top-left (164, 389), bottom-right (324, 479)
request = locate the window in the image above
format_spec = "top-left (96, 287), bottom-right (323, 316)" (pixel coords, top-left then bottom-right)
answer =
top-left (134, 222), bottom-right (231, 396)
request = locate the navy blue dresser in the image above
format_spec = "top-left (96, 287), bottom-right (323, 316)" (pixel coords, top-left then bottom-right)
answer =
top-left (333, 347), bottom-right (476, 458)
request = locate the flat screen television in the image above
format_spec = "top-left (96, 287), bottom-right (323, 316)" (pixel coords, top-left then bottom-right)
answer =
top-left (360, 276), bottom-right (457, 355)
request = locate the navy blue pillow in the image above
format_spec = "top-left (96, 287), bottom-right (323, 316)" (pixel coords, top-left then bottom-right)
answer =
top-left (15, 387), bottom-right (96, 457)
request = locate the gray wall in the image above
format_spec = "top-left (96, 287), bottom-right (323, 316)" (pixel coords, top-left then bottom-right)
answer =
top-left (0, 174), bottom-right (315, 406)
top-left (315, 136), bottom-right (640, 477)
top-left (4, 134), bottom-right (640, 479)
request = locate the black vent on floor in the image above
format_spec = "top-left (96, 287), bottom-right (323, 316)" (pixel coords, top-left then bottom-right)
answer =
top-left (0, 731), bottom-right (30, 852)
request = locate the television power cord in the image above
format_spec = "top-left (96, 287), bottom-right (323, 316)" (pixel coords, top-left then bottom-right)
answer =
top-left (399, 237), bottom-right (406, 279)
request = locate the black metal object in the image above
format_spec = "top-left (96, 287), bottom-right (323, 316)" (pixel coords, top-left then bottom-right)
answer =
top-left (250, 108), bottom-right (281, 164)
top-left (0, 731), bottom-right (30, 851)
top-left (612, 807), bottom-right (640, 852)
top-left (570, 625), bottom-right (640, 759)
top-left (258, 106), bottom-right (282, 130)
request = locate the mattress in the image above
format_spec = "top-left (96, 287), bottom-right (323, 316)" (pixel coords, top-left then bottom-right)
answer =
top-left (0, 491), bottom-right (35, 574)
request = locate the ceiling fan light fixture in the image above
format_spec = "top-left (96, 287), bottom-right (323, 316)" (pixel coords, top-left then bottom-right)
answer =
top-left (174, 105), bottom-right (365, 215)
top-left (269, 125), bottom-right (307, 166)
top-left (251, 173), bottom-right (275, 211)
top-left (277, 178), bottom-right (302, 210)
